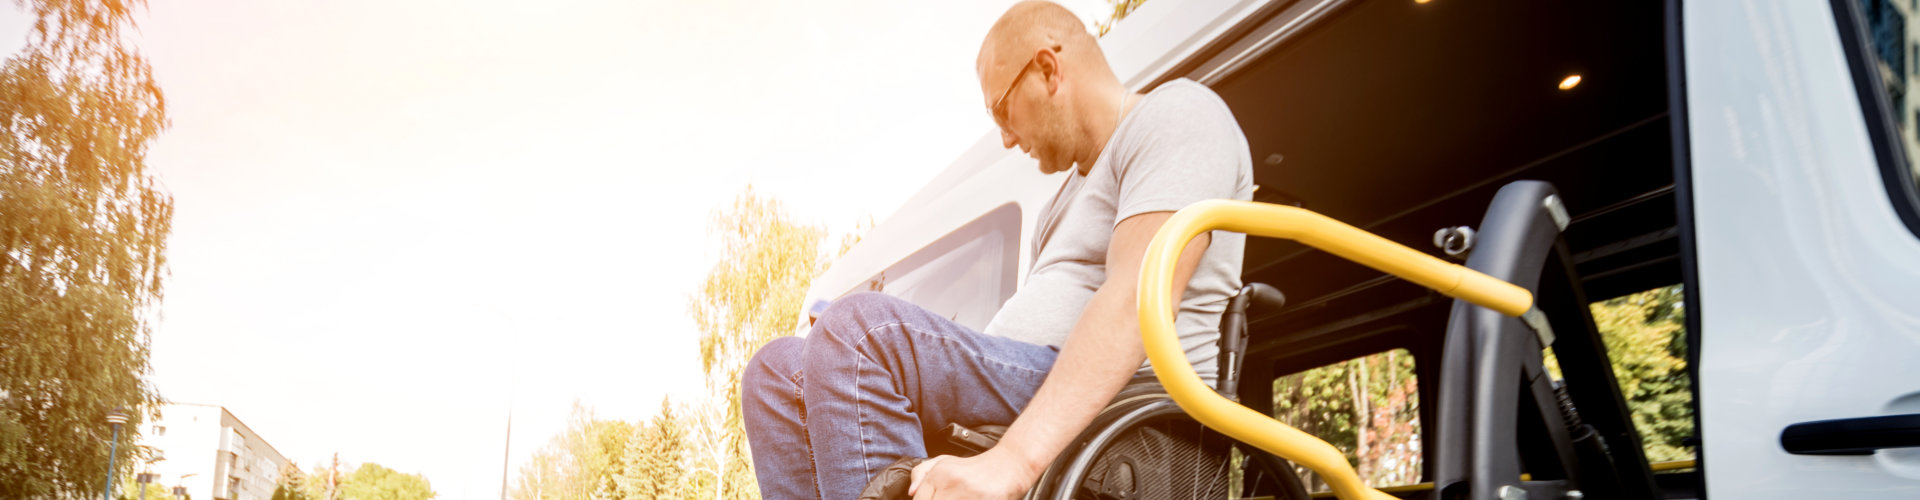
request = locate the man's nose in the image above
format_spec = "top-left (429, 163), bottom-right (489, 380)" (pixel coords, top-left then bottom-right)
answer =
top-left (1001, 129), bottom-right (1019, 149)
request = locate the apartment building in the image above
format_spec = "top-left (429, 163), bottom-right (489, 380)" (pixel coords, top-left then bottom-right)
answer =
top-left (137, 403), bottom-right (290, 500)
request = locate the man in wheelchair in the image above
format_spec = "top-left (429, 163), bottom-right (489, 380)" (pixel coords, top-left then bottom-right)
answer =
top-left (740, 2), bottom-right (1258, 498)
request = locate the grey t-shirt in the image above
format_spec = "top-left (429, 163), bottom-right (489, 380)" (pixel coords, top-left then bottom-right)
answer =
top-left (983, 78), bottom-right (1254, 385)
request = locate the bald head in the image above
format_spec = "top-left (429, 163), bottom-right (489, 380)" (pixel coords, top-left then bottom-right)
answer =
top-left (976, 1), bottom-right (1108, 86)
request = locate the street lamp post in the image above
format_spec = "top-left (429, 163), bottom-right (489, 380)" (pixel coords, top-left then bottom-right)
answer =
top-left (176, 472), bottom-right (198, 500)
top-left (138, 449), bottom-right (166, 500)
top-left (104, 407), bottom-right (129, 500)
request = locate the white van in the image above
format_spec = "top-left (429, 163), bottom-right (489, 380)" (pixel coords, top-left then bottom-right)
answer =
top-left (800, 1), bottom-right (1920, 498)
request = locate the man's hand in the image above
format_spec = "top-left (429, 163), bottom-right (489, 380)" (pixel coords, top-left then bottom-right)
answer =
top-left (901, 212), bottom-right (1207, 499)
top-left (907, 448), bottom-right (1040, 500)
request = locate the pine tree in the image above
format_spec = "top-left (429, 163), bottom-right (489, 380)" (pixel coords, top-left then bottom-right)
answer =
top-left (612, 398), bottom-right (688, 499)
top-left (271, 463), bottom-right (312, 500)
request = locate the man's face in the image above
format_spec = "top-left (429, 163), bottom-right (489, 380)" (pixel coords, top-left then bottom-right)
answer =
top-left (981, 49), bottom-right (1075, 174)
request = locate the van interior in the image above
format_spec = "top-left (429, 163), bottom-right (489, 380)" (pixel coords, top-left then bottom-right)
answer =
top-left (1174, 0), bottom-right (1692, 497)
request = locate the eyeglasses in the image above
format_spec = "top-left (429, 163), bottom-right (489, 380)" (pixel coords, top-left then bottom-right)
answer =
top-left (989, 53), bottom-right (1044, 130)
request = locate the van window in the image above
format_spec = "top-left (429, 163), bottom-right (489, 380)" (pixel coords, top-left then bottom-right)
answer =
top-left (1838, 0), bottom-right (1920, 235)
top-left (1544, 284), bottom-right (1695, 464)
top-left (844, 203), bottom-right (1021, 331)
top-left (1270, 348), bottom-right (1421, 491)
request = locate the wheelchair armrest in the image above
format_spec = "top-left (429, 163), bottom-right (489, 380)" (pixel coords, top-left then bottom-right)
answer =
top-left (1219, 282), bottom-right (1284, 399)
top-left (858, 423), bottom-right (1009, 500)
top-left (857, 457), bottom-right (924, 500)
top-left (1243, 282), bottom-right (1286, 314)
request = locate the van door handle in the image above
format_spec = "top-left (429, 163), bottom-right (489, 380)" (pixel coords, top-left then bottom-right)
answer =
top-left (1780, 413), bottom-right (1920, 455)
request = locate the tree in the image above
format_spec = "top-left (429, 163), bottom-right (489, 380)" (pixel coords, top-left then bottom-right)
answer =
top-left (0, 0), bottom-right (173, 496)
top-left (1271, 285), bottom-right (1694, 492)
top-left (1094, 0), bottom-right (1152, 36)
top-left (1583, 286), bottom-right (1692, 462)
top-left (683, 385), bottom-right (745, 500)
top-left (691, 186), bottom-right (827, 377)
top-left (1272, 349), bottom-right (1421, 490)
top-left (509, 448), bottom-right (567, 500)
top-left (296, 459), bottom-right (341, 500)
top-left (271, 484), bottom-right (310, 500)
top-left (507, 187), bottom-right (841, 499)
top-left (1272, 285), bottom-right (1696, 491)
top-left (610, 398), bottom-right (689, 499)
top-left (337, 463), bottom-right (435, 500)
top-left (684, 186), bottom-right (830, 499)
top-left (113, 466), bottom-right (178, 500)
top-left (509, 402), bottom-right (634, 500)
top-left (1542, 286), bottom-right (1693, 461)
top-left (270, 463), bottom-right (314, 500)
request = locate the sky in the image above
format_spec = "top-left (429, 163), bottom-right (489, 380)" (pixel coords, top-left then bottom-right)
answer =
top-left (2, 0), bottom-right (1110, 498)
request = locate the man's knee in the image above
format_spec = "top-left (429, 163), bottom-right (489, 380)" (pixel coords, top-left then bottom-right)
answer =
top-left (813, 292), bottom-right (908, 341)
top-left (744, 336), bottom-right (805, 395)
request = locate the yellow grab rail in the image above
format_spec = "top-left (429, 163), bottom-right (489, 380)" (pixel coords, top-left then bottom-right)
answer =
top-left (1138, 200), bottom-right (1537, 500)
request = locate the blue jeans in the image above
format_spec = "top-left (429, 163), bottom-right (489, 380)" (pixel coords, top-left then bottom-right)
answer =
top-left (741, 292), bottom-right (1061, 499)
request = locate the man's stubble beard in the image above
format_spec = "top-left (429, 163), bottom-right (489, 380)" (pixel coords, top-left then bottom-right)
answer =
top-left (1036, 113), bottom-right (1081, 175)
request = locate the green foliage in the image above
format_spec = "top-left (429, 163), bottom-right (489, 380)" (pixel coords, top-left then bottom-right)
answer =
top-left (685, 186), bottom-right (829, 499)
top-left (510, 187), bottom-right (844, 499)
top-left (1094, 0), bottom-right (1152, 37)
top-left (510, 450), bottom-right (567, 500)
top-left (113, 472), bottom-right (176, 500)
top-left (510, 402), bottom-right (634, 500)
top-left (692, 186), bottom-right (827, 375)
top-left (298, 461), bottom-right (341, 500)
top-left (288, 459), bottom-right (429, 500)
top-left (268, 461), bottom-right (316, 500)
top-left (296, 463), bottom-right (333, 500)
top-left (0, 0), bottom-right (172, 497)
top-left (1274, 285), bottom-right (1695, 492)
top-left (1584, 285), bottom-right (1692, 462)
top-left (271, 483), bottom-right (311, 500)
top-left (1272, 350), bottom-right (1421, 490)
top-left (271, 462), bottom-right (313, 500)
top-left (338, 463), bottom-right (435, 500)
top-left (610, 399), bottom-right (689, 498)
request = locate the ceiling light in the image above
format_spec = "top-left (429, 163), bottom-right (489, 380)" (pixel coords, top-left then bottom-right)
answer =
top-left (1559, 74), bottom-right (1582, 90)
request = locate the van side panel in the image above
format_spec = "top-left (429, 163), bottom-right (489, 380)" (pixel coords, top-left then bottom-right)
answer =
top-left (1686, 1), bottom-right (1920, 496)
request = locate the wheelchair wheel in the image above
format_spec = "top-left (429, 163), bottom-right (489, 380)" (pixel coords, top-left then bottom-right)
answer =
top-left (1237, 446), bottom-right (1312, 500)
top-left (1079, 416), bottom-right (1232, 499)
top-left (1032, 394), bottom-right (1311, 500)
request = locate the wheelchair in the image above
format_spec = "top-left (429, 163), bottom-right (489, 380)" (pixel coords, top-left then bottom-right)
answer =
top-left (872, 181), bottom-right (1671, 500)
top-left (861, 282), bottom-right (1307, 500)
top-left (1018, 281), bottom-right (1307, 500)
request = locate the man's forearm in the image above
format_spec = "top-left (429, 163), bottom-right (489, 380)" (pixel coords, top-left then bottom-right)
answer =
top-left (971, 214), bottom-right (1208, 484)
top-left (991, 283), bottom-right (1146, 477)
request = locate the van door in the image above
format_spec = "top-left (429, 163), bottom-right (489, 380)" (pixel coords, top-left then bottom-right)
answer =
top-left (1682, 0), bottom-right (1920, 497)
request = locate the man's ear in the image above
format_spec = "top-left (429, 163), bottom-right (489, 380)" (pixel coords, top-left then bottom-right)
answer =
top-left (1037, 45), bottom-right (1063, 95)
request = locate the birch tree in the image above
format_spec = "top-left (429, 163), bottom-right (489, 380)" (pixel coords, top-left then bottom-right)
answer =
top-left (510, 403), bottom-right (633, 500)
top-left (684, 186), bottom-right (828, 499)
top-left (1, 0), bottom-right (172, 497)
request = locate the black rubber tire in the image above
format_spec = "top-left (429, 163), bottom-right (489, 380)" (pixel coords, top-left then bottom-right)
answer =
top-left (1056, 414), bottom-right (1312, 500)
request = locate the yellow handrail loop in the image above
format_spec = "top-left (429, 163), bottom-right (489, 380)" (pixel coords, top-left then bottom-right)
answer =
top-left (1138, 200), bottom-right (1536, 500)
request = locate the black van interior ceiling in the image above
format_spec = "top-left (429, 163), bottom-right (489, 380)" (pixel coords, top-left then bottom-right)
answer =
top-left (1208, 0), bottom-right (1674, 357)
